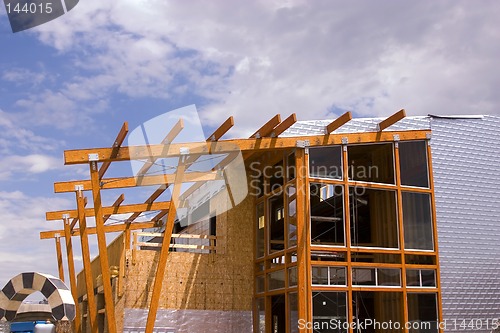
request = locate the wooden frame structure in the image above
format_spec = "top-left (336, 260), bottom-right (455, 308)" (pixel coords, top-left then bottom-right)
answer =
top-left (40, 110), bottom-right (442, 333)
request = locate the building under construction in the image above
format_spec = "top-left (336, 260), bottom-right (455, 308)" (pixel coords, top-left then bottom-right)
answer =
top-left (36, 110), bottom-right (500, 333)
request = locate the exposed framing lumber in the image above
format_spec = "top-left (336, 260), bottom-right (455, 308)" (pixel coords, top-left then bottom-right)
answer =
top-left (62, 219), bottom-right (81, 333)
top-left (125, 186), bottom-right (168, 223)
top-left (69, 197), bottom-right (87, 230)
top-left (272, 113), bottom-right (297, 137)
top-left (40, 221), bottom-right (157, 240)
top-left (377, 109), bottom-right (406, 131)
top-left (208, 116), bottom-right (234, 141)
top-left (325, 111), bottom-right (352, 134)
top-left (63, 130), bottom-right (429, 165)
top-left (136, 118), bottom-right (184, 177)
top-left (145, 158), bottom-right (186, 333)
top-left (99, 122), bottom-right (129, 179)
top-left (54, 235), bottom-right (64, 282)
top-left (250, 114), bottom-right (281, 138)
top-left (103, 193), bottom-right (125, 223)
top-left (46, 201), bottom-right (170, 220)
top-left (54, 171), bottom-right (219, 193)
top-left (75, 192), bottom-right (98, 333)
top-left (89, 161), bottom-right (117, 333)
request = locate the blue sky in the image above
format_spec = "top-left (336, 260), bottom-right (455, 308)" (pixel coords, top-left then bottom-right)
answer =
top-left (0, 0), bottom-right (499, 289)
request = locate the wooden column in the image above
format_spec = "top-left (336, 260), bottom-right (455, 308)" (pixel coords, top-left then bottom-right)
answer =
top-left (342, 144), bottom-right (353, 333)
top-left (296, 148), bottom-right (312, 333)
top-left (394, 141), bottom-right (410, 332)
top-left (76, 191), bottom-right (98, 333)
top-left (54, 235), bottom-right (65, 282)
top-left (145, 159), bottom-right (186, 333)
top-left (89, 161), bottom-right (117, 333)
top-left (62, 218), bottom-right (81, 333)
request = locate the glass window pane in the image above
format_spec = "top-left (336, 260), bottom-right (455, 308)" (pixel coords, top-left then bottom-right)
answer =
top-left (378, 268), bottom-right (401, 286)
top-left (330, 267), bottom-right (346, 286)
top-left (403, 192), bottom-right (434, 250)
top-left (353, 292), bottom-right (403, 332)
top-left (269, 195), bottom-right (285, 253)
top-left (348, 143), bottom-right (395, 184)
top-left (309, 146), bottom-right (342, 179)
top-left (407, 293), bottom-right (438, 333)
top-left (312, 266), bottom-right (329, 285)
top-left (255, 298), bottom-right (265, 333)
top-left (312, 292), bottom-right (347, 333)
top-left (406, 269), bottom-right (421, 287)
top-left (269, 160), bottom-right (284, 192)
top-left (288, 267), bottom-right (297, 286)
top-left (421, 270), bottom-right (436, 287)
top-left (268, 270), bottom-right (285, 290)
top-left (350, 188), bottom-right (399, 249)
top-left (399, 141), bottom-right (429, 188)
top-left (310, 183), bottom-right (345, 245)
top-left (287, 152), bottom-right (296, 181)
top-left (352, 268), bottom-right (375, 286)
top-left (289, 293), bottom-right (299, 333)
top-left (256, 203), bottom-right (265, 258)
top-left (287, 186), bottom-right (297, 248)
top-left (256, 275), bottom-right (265, 293)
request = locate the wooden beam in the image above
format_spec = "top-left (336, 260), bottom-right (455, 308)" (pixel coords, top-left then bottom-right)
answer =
top-left (295, 148), bottom-right (312, 332)
top-left (47, 201), bottom-right (169, 221)
top-left (62, 219), bottom-right (81, 333)
top-left (63, 130), bottom-right (429, 165)
top-left (69, 197), bottom-right (87, 230)
top-left (125, 186), bottom-right (167, 223)
top-left (272, 113), bottom-right (297, 137)
top-left (136, 118), bottom-right (184, 177)
top-left (99, 122), bottom-right (129, 179)
top-left (103, 193), bottom-right (125, 224)
top-left (89, 161), bottom-right (117, 333)
top-left (250, 114), bottom-right (281, 138)
top-left (325, 111), bottom-right (352, 134)
top-left (208, 116), bottom-right (234, 141)
top-left (145, 159), bottom-right (186, 333)
top-left (75, 193), bottom-right (98, 333)
top-left (378, 109), bottom-right (406, 131)
top-left (40, 221), bottom-right (157, 240)
top-left (54, 235), bottom-right (65, 282)
top-left (54, 171), bottom-right (219, 193)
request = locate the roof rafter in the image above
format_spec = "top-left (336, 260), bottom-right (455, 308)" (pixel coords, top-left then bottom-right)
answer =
top-left (99, 122), bottom-right (129, 179)
top-left (40, 221), bottom-right (158, 240)
top-left (46, 201), bottom-right (170, 220)
top-left (250, 114), bottom-right (281, 138)
top-left (378, 109), bottom-right (406, 131)
top-left (325, 111), bottom-right (352, 134)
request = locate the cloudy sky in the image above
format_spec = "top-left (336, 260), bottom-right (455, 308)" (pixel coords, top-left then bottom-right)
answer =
top-left (0, 0), bottom-right (499, 290)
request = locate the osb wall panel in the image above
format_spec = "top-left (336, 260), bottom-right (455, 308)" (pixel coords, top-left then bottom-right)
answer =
top-left (123, 192), bottom-right (255, 312)
top-left (76, 232), bottom-right (125, 298)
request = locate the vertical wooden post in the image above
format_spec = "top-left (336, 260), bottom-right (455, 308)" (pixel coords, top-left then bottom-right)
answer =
top-left (89, 161), bottom-right (117, 333)
top-left (145, 160), bottom-right (186, 333)
top-left (55, 235), bottom-right (65, 282)
top-left (295, 148), bottom-right (312, 333)
top-left (76, 191), bottom-right (98, 333)
top-left (394, 141), bottom-right (409, 332)
top-left (62, 218), bottom-right (81, 333)
top-left (341, 144), bottom-right (353, 333)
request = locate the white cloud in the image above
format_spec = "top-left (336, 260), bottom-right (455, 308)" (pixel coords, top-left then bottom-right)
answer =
top-left (25, 0), bottom-right (500, 134)
top-left (0, 109), bottom-right (62, 154)
top-left (0, 154), bottom-right (63, 180)
top-left (0, 191), bottom-right (73, 286)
